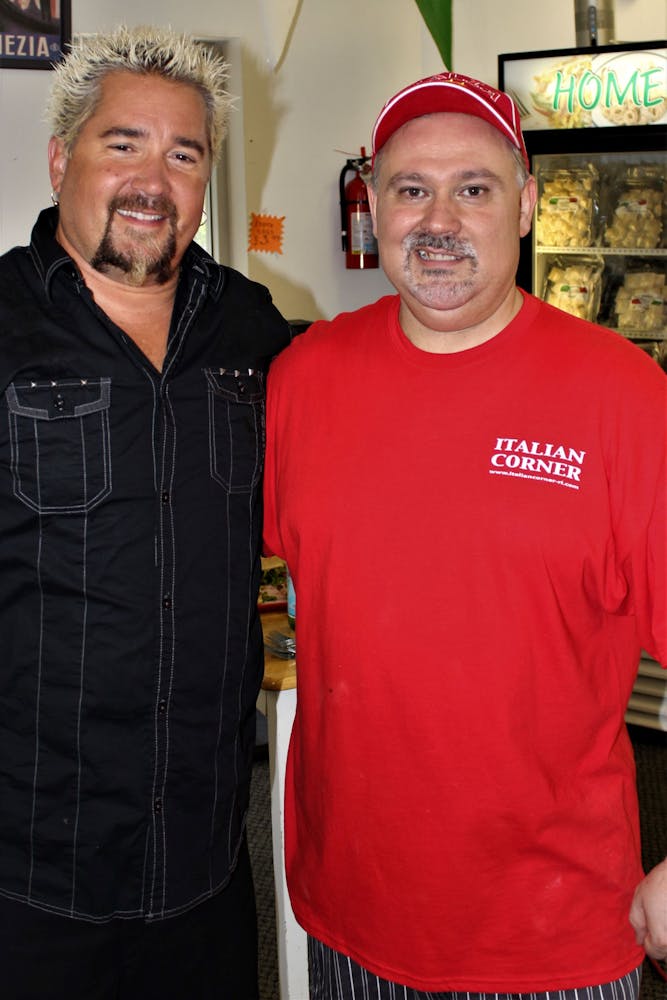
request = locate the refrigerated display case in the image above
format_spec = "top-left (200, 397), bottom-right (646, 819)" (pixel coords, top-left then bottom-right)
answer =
top-left (498, 42), bottom-right (666, 371)
top-left (499, 43), bottom-right (667, 731)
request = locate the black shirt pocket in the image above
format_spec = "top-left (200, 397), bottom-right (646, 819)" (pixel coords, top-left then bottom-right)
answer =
top-left (204, 368), bottom-right (265, 494)
top-left (6, 377), bottom-right (112, 514)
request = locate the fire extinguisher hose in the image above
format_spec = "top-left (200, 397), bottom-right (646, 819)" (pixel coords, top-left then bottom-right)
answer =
top-left (339, 162), bottom-right (352, 253)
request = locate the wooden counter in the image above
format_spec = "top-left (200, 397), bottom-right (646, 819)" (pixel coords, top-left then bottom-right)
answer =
top-left (261, 611), bottom-right (296, 691)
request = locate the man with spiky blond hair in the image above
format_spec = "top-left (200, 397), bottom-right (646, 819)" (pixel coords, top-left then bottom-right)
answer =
top-left (0, 24), bottom-right (289, 998)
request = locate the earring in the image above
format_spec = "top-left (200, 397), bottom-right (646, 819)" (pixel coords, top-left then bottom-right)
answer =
top-left (51, 191), bottom-right (60, 206)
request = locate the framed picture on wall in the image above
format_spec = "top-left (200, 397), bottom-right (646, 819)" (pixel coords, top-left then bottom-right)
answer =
top-left (0, 0), bottom-right (71, 70)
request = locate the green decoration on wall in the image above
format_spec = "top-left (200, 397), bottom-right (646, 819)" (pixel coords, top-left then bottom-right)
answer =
top-left (414, 0), bottom-right (452, 69)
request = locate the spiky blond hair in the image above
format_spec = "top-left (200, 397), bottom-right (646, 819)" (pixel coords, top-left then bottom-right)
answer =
top-left (46, 25), bottom-right (232, 163)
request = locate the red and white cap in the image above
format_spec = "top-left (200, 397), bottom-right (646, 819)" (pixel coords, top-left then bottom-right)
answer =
top-left (371, 71), bottom-right (529, 168)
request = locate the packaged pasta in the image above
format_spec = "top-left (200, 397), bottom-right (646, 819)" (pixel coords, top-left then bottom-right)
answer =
top-left (536, 164), bottom-right (599, 247)
top-left (604, 172), bottom-right (664, 250)
top-left (613, 267), bottom-right (666, 333)
top-left (543, 255), bottom-right (604, 322)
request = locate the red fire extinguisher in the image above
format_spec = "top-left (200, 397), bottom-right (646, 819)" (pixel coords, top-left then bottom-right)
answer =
top-left (339, 147), bottom-right (378, 269)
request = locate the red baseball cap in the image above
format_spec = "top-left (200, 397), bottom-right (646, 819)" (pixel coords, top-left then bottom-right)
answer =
top-left (371, 71), bottom-right (529, 168)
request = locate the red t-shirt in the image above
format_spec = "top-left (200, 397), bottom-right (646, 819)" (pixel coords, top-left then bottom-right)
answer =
top-left (263, 292), bottom-right (666, 991)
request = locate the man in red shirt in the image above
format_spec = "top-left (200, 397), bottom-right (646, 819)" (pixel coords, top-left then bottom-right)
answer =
top-left (263, 72), bottom-right (666, 999)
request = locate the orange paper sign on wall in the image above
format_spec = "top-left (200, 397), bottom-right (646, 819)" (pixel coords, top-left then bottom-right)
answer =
top-left (248, 213), bottom-right (285, 254)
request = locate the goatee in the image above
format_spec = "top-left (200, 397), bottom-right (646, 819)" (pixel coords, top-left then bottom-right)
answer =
top-left (90, 195), bottom-right (178, 286)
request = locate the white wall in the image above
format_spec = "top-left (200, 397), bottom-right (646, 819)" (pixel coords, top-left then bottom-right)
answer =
top-left (1, 0), bottom-right (664, 321)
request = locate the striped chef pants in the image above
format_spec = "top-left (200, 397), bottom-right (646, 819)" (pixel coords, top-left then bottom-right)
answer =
top-left (307, 937), bottom-right (642, 1000)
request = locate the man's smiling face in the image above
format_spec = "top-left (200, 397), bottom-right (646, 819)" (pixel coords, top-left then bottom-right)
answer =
top-left (368, 112), bottom-right (536, 350)
top-left (48, 70), bottom-right (211, 287)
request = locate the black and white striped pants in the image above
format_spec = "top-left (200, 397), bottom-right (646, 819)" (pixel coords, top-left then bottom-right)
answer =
top-left (307, 936), bottom-right (642, 1000)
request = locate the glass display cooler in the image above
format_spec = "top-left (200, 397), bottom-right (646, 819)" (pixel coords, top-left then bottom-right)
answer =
top-left (500, 42), bottom-right (667, 731)
top-left (499, 41), bottom-right (666, 371)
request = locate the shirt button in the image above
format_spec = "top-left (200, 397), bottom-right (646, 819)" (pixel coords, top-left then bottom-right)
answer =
top-left (237, 381), bottom-right (246, 394)
top-left (154, 798), bottom-right (162, 814)
top-left (162, 595), bottom-right (171, 609)
top-left (161, 491), bottom-right (170, 504)
top-left (158, 699), bottom-right (167, 714)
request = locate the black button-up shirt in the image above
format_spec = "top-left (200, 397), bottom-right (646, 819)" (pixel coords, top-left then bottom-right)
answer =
top-left (0, 208), bottom-right (290, 921)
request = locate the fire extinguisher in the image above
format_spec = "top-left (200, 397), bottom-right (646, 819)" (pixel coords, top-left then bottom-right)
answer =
top-left (339, 147), bottom-right (378, 269)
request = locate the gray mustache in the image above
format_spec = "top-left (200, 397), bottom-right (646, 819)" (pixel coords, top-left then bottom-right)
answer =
top-left (404, 232), bottom-right (475, 256)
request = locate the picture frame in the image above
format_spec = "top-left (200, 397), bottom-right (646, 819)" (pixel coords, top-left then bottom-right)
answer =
top-left (0, 0), bottom-right (71, 70)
